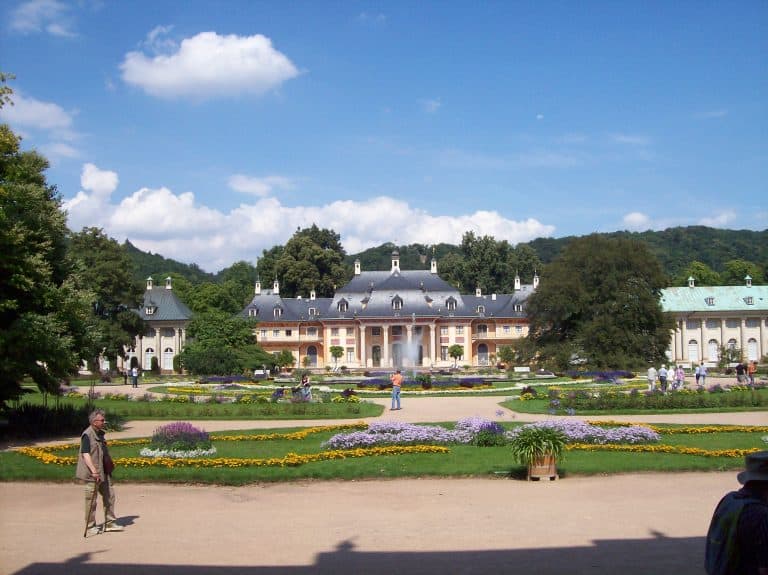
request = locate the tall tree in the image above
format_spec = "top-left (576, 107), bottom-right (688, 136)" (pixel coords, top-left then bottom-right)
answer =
top-left (720, 259), bottom-right (764, 285)
top-left (179, 310), bottom-right (273, 375)
top-left (0, 121), bottom-right (93, 402)
top-left (674, 261), bottom-right (721, 286)
top-left (265, 225), bottom-right (350, 298)
top-left (66, 227), bottom-right (145, 369)
top-left (526, 234), bottom-right (671, 370)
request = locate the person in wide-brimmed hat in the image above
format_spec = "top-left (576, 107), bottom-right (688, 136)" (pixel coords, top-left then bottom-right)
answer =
top-left (705, 451), bottom-right (768, 574)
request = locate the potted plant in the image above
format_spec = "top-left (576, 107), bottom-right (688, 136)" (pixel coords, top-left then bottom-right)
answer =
top-left (509, 425), bottom-right (566, 481)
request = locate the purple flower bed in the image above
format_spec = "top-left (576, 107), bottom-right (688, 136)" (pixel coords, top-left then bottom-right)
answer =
top-left (506, 420), bottom-right (659, 445)
top-left (150, 421), bottom-right (212, 450)
top-left (322, 417), bottom-right (504, 450)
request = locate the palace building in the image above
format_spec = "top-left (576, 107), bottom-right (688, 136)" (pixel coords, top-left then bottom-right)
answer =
top-left (239, 251), bottom-right (536, 370)
top-left (129, 256), bottom-right (767, 373)
top-left (660, 276), bottom-right (768, 366)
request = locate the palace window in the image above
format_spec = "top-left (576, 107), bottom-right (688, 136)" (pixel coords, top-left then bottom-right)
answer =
top-left (477, 305), bottom-right (485, 314)
top-left (456, 326), bottom-right (464, 335)
top-left (392, 296), bottom-right (403, 310)
top-left (338, 300), bottom-right (348, 313)
top-left (371, 327), bottom-right (381, 336)
top-left (273, 307), bottom-right (283, 318)
top-left (331, 328), bottom-right (339, 336)
top-left (446, 297), bottom-right (457, 311)
top-left (705, 297), bottom-right (715, 306)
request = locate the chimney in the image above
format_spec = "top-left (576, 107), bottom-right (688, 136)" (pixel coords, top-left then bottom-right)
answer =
top-left (165, 276), bottom-right (173, 290)
top-left (146, 276), bottom-right (153, 290)
top-left (354, 259), bottom-right (361, 275)
top-left (514, 273), bottom-right (521, 291)
top-left (430, 258), bottom-right (438, 274)
top-left (746, 275), bottom-right (752, 288)
top-left (475, 286), bottom-right (482, 297)
top-left (533, 272), bottom-right (540, 290)
top-left (310, 289), bottom-right (316, 300)
top-left (273, 279), bottom-right (280, 295)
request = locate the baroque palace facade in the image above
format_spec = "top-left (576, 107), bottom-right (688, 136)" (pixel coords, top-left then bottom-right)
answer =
top-left (131, 254), bottom-right (767, 373)
top-left (239, 251), bottom-right (535, 370)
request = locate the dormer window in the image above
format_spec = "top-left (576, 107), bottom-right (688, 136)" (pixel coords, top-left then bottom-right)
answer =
top-left (705, 297), bottom-right (715, 306)
top-left (249, 308), bottom-right (258, 317)
top-left (446, 297), bottom-right (457, 311)
top-left (145, 305), bottom-right (156, 315)
top-left (515, 304), bottom-right (523, 312)
top-left (337, 300), bottom-right (348, 313)
top-left (308, 307), bottom-right (316, 316)
top-left (745, 296), bottom-right (754, 305)
top-left (477, 305), bottom-right (485, 314)
top-left (273, 307), bottom-right (283, 318)
top-left (392, 296), bottom-right (403, 310)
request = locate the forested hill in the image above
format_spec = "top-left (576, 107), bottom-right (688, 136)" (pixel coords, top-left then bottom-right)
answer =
top-left (522, 227), bottom-right (768, 278)
top-left (124, 240), bottom-right (215, 284)
top-left (125, 226), bottom-right (767, 285)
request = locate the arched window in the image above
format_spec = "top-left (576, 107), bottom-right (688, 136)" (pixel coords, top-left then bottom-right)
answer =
top-left (392, 296), bottom-right (403, 310)
top-left (747, 338), bottom-right (758, 361)
top-left (273, 306), bottom-right (283, 318)
top-left (337, 300), bottom-right (348, 313)
top-left (446, 297), bottom-right (457, 311)
top-left (144, 347), bottom-right (155, 371)
top-left (708, 340), bottom-right (719, 362)
top-left (687, 340), bottom-right (699, 363)
top-left (162, 347), bottom-right (174, 371)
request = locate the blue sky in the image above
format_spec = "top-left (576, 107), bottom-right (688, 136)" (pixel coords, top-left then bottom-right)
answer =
top-left (1, 1), bottom-right (766, 272)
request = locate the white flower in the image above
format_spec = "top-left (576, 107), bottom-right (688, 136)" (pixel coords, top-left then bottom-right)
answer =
top-left (139, 446), bottom-right (218, 458)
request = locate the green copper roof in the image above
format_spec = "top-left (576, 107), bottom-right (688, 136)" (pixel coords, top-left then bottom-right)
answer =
top-left (660, 285), bottom-right (768, 312)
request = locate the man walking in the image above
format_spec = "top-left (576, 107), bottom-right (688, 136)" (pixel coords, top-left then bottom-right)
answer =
top-left (76, 409), bottom-right (123, 536)
top-left (131, 365), bottom-right (139, 388)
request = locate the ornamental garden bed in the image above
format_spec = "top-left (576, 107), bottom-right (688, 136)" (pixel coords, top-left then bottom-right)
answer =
top-left (3, 420), bottom-right (767, 485)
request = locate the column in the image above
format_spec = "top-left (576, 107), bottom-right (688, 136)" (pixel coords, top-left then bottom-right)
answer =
top-left (383, 326), bottom-right (390, 368)
top-left (359, 324), bottom-right (367, 368)
top-left (406, 324), bottom-right (413, 368)
top-left (680, 318), bottom-right (687, 362)
top-left (429, 322), bottom-right (436, 367)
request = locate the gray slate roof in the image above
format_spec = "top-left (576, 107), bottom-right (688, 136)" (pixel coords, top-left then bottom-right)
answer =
top-left (137, 287), bottom-right (193, 321)
top-left (241, 270), bottom-right (534, 322)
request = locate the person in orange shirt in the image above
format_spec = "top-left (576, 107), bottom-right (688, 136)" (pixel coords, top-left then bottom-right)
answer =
top-left (748, 361), bottom-right (757, 385)
top-left (390, 370), bottom-right (403, 410)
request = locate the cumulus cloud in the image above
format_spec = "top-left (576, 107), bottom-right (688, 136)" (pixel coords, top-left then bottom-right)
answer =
top-left (698, 210), bottom-right (737, 228)
top-left (61, 165), bottom-right (555, 272)
top-left (0, 91), bottom-right (81, 161)
top-left (120, 30), bottom-right (300, 100)
top-left (9, 0), bottom-right (75, 37)
top-left (622, 211), bottom-right (651, 230)
top-left (228, 174), bottom-right (295, 197)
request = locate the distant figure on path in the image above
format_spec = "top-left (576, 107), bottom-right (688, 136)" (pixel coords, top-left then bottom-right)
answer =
top-left (131, 366), bottom-right (138, 388)
top-left (705, 450), bottom-right (768, 575)
top-left (646, 365), bottom-right (657, 392)
top-left (699, 363), bottom-right (708, 387)
top-left (736, 362), bottom-right (746, 384)
top-left (390, 370), bottom-right (403, 410)
top-left (658, 365), bottom-right (668, 393)
top-left (695, 364), bottom-right (701, 386)
top-left (748, 361), bottom-right (757, 385)
top-left (674, 365), bottom-right (685, 390)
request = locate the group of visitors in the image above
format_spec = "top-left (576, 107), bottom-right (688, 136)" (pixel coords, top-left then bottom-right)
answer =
top-left (646, 364), bottom-right (687, 392)
top-left (735, 361), bottom-right (759, 385)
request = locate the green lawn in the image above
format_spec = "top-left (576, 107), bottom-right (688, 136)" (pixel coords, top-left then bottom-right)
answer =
top-left (2, 422), bottom-right (765, 485)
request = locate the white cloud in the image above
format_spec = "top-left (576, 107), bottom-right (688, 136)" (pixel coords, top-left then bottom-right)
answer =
top-left (421, 98), bottom-right (441, 113)
top-left (610, 133), bottom-right (650, 146)
top-left (62, 166), bottom-right (556, 272)
top-left (698, 210), bottom-right (737, 228)
top-left (0, 91), bottom-right (74, 133)
top-left (10, 0), bottom-right (75, 37)
top-left (120, 30), bottom-right (300, 100)
top-left (228, 174), bottom-right (295, 197)
top-left (0, 91), bottom-right (81, 162)
top-left (622, 211), bottom-right (651, 230)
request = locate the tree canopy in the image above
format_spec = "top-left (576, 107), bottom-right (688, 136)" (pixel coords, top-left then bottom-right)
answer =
top-left (0, 123), bottom-right (93, 402)
top-left (256, 225), bottom-right (349, 298)
top-left (525, 234), bottom-right (672, 370)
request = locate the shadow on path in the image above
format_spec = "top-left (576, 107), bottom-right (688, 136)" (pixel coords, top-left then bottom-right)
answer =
top-left (14, 533), bottom-right (704, 575)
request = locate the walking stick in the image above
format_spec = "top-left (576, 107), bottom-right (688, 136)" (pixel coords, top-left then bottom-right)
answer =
top-left (83, 478), bottom-right (101, 537)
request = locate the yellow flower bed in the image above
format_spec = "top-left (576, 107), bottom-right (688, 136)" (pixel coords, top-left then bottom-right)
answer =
top-left (18, 444), bottom-right (449, 468)
top-left (567, 443), bottom-right (761, 458)
top-left (586, 420), bottom-right (768, 435)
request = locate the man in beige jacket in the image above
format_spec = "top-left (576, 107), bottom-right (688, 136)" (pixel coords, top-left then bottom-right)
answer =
top-left (76, 409), bottom-right (123, 536)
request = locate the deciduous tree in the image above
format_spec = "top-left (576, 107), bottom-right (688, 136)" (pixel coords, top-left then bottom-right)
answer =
top-left (526, 234), bottom-right (671, 370)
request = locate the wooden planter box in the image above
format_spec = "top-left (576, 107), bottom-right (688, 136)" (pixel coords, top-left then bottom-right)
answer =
top-left (527, 454), bottom-right (558, 481)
